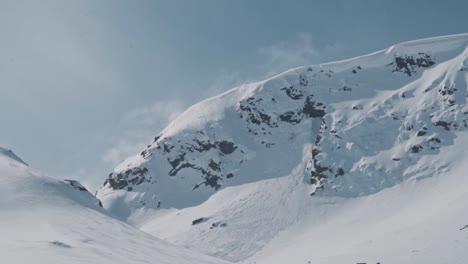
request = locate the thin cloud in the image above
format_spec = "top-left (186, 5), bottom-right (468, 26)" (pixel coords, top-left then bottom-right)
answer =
top-left (103, 100), bottom-right (185, 166)
top-left (123, 100), bottom-right (185, 126)
top-left (258, 32), bottom-right (319, 76)
top-left (202, 71), bottom-right (247, 98)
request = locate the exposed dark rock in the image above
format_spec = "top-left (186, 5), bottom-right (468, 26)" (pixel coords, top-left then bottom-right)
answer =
top-left (393, 53), bottom-right (435, 76)
top-left (116, 179), bottom-right (128, 189)
top-left (135, 177), bottom-right (146, 185)
top-left (239, 96), bottom-right (278, 129)
top-left (341, 86), bottom-right (352, 91)
top-left (131, 167), bottom-right (148, 176)
top-left (299, 73), bottom-right (308, 86)
top-left (226, 173), bottom-right (234, 179)
top-left (281, 86), bottom-right (304, 100)
top-left (210, 222), bottom-right (227, 229)
top-left (193, 139), bottom-right (217, 152)
top-left (163, 143), bottom-right (173, 153)
top-left (168, 153), bottom-right (186, 169)
top-left (208, 160), bottom-right (221, 171)
top-left (204, 175), bottom-right (222, 189)
top-left (49, 241), bottom-right (71, 248)
top-left (279, 111), bottom-right (302, 124)
top-left (192, 217), bottom-right (210, 225)
top-left (140, 149), bottom-right (151, 158)
top-left (428, 137), bottom-right (442, 150)
top-left (310, 120), bottom-right (330, 190)
top-left (438, 85), bottom-right (457, 96)
top-left (417, 130), bottom-right (427, 136)
top-left (216, 140), bottom-right (237, 154)
top-left (302, 96), bottom-right (326, 118)
top-left (435, 121), bottom-right (452, 130)
top-left (169, 163), bottom-right (194, 176)
top-left (105, 167), bottom-right (150, 190)
top-left (258, 112), bottom-right (271, 123)
top-left (64, 179), bottom-right (88, 192)
top-left (239, 103), bottom-right (252, 112)
top-left (409, 145), bottom-right (423, 153)
top-left (335, 168), bottom-right (344, 177)
top-left (247, 113), bottom-right (261, 125)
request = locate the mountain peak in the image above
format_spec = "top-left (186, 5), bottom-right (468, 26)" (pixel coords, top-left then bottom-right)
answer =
top-left (97, 34), bottom-right (468, 221)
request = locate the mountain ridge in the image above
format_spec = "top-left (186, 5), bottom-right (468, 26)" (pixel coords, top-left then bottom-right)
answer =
top-left (97, 33), bottom-right (468, 219)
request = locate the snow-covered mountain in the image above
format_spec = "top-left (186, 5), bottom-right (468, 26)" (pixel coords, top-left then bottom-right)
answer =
top-left (98, 33), bottom-right (468, 211)
top-left (0, 148), bottom-right (230, 264)
top-left (95, 33), bottom-right (468, 263)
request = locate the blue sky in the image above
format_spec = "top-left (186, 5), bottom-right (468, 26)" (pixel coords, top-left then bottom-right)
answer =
top-left (1, 0), bottom-right (467, 190)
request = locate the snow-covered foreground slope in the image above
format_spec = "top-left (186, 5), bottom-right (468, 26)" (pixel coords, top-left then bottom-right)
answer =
top-left (249, 132), bottom-right (468, 264)
top-left (0, 150), bottom-right (230, 264)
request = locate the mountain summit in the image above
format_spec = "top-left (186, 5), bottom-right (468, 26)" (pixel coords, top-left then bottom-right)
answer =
top-left (98, 34), bottom-right (468, 219)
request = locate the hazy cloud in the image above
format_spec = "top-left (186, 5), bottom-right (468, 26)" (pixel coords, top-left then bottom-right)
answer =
top-left (202, 71), bottom-right (248, 98)
top-left (258, 32), bottom-right (319, 76)
top-left (123, 100), bottom-right (185, 127)
top-left (257, 32), bottom-right (349, 77)
top-left (103, 100), bottom-right (185, 166)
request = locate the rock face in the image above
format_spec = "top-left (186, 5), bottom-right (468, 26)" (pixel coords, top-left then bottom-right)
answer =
top-left (96, 34), bottom-right (468, 218)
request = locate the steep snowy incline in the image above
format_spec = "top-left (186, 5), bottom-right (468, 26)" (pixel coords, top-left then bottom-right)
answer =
top-left (129, 145), bottom-right (316, 261)
top-left (248, 132), bottom-right (468, 264)
top-left (127, 131), bottom-right (468, 263)
top-left (97, 33), bottom-right (468, 221)
top-left (0, 149), bottom-right (230, 264)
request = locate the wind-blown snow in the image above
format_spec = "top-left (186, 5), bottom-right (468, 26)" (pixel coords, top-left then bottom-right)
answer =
top-left (0, 146), bottom-right (28, 166)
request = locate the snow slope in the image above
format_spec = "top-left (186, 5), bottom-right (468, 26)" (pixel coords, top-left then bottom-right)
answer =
top-left (249, 132), bottom-right (468, 264)
top-left (96, 33), bottom-right (468, 262)
top-left (127, 133), bottom-right (468, 263)
top-left (0, 149), bottom-right (230, 264)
